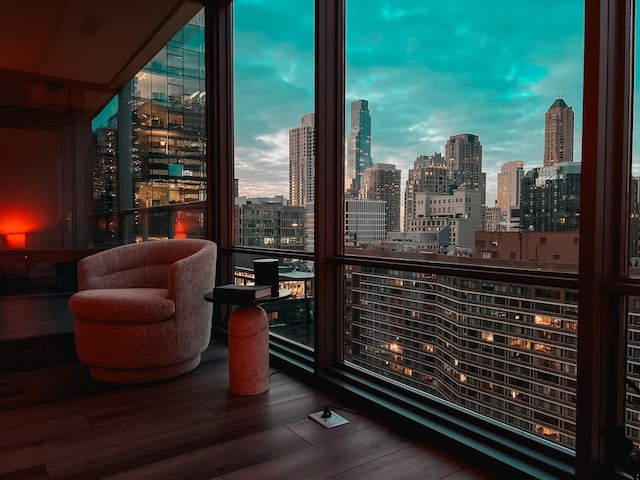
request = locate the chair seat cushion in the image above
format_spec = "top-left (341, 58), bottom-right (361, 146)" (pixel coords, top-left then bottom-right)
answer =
top-left (69, 288), bottom-right (175, 324)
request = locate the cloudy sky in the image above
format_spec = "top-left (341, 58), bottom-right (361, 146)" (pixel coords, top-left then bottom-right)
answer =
top-left (233, 0), bottom-right (585, 205)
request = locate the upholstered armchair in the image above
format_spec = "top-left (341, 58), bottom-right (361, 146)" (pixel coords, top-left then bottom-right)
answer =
top-left (68, 239), bottom-right (217, 383)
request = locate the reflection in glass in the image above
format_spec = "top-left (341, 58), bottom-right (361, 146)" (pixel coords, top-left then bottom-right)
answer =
top-left (90, 10), bottom-right (206, 246)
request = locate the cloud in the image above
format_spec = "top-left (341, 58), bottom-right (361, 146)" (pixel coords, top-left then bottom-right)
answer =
top-left (235, 129), bottom-right (291, 197)
top-left (233, 0), bottom-right (586, 206)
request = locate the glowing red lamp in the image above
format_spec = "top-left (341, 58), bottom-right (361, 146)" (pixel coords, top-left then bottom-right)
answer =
top-left (6, 233), bottom-right (27, 248)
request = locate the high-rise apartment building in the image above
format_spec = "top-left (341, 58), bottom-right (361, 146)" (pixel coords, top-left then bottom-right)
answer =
top-left (360, 163), bottom-right (401, 233)
top-left (346, 99), bottom-right (372, 198)
top-left (496, 161), bottom-right (525, 230)
top-left (544, 98), bottom-right (574, 167)
top-left (289, 113), bottom-right (315, 207)
top-left (520, 162), bottom-right (581, 232)
top-left (345, 262), bottom-right (578, 448)
top-left (445, 134), bottom-right (484, 205)
top-left (404, 153), bottom-right (448, 231)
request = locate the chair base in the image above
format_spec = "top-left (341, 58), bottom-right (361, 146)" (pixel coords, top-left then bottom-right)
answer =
top-left (86, 355), bottom-right (202, 383)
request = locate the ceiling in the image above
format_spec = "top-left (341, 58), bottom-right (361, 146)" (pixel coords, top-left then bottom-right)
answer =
top-left (0, 0), bottom-right (203, 112)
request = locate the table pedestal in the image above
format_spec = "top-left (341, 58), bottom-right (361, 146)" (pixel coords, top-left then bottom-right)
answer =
top-left (228, 303), bottom-right (269, 395)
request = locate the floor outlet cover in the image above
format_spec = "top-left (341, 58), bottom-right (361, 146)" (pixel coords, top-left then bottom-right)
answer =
top-left (308, 410), bottom-right (350, 429)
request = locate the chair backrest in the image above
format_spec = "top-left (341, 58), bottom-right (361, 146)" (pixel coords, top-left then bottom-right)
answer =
top-left (78, 239), bottom-right (215, 291)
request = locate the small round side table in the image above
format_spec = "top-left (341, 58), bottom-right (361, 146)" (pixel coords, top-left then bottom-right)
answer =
top-left (205, 288), bottom-right (291, 395)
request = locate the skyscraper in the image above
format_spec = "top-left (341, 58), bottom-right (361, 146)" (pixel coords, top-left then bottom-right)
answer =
top-left (360, 163), bottom-right (401, 233)
top-left (346, 99), bottom-right (372, 198)
top-left (92, 10), bottom-right (207, 244)
top-left (289, 113), bottom-right (315, 207)
top-left (496, 160), bottom-right (525, 230)
top-left (543, 98), bottom-right (574, 167)
top-left (445, 133), bottom-right (484, 204)
top-left (403, 153), bottom-right (447, 231)
top-left (520, 162), bottom-right (581, 232)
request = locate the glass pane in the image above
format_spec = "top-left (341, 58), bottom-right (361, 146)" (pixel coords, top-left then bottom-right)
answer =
top-left (625, 7), bottom-right (640, 457)
top-left (631, 10), bottom-right (640, 277)
top-left (345, 264), bottom-right (578, 448)
top-left (627, 297), bottom-right (640, 447)
top-left (90, 10), bottom-right (207, 246)
top-left (0, 124), bottom-right (77, 338)
top-left (233, 253), bottom-right (314, 348)
top-left (0, 127), bottom-right (64, 250)
top-left (0, 126), bottom-right (78, 298)
top-left (233, 0), bottom-right (314, 252)
top-left (345, 1), bottom-right (584, 272)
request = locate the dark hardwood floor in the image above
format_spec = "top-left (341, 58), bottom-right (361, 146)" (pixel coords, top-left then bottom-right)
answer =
top-left (0, 294), bottom-right (74, 341)
top-left (0, 341), bottom-right (498, 480)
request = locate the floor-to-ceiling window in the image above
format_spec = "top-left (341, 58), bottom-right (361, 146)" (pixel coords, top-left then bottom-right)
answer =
top-left (341, 0), bottom-right (583, 452)
top-left (232, 0), bottom-right (315, 348)
top-left (4, 1), bottom-right (640, 477)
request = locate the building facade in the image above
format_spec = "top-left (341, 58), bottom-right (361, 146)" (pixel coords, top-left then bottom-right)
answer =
top-left (289, 113), bottom-right (315, 207)
top-left (360, 163), bottom-right (401, 233)
top-left (543, 98), bottom-right (574, 167)
top-left (404, 153), bottom-right (448, 231)
top-left (345, 199), bottom-right (386, 246)
top-left (91, 10), bottom-right (207, 245)
top-left (346, 99), bottom-right (372, 198)
top-left (473, 231), bottom-right (580, 265)
top-left (234, 196), bottom-right (306, 250)
top-left (483, 206), bottom-right (503, 233)
top-left (445, 133), bottom-right (484, 205)
top-left (406, 186), bottom-right (483, 250)
top-left (345, 262), bottom-right (578, 448)
top-left (520, 162), bottom-right (581, 233)
top-left (496, 160), bottom-right (524, 231)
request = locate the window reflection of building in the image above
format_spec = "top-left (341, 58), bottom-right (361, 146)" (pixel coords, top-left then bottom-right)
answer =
top-left (91, 11), bottom-right (206, 245)
top-left (133, 99), bottom-right (206, 208)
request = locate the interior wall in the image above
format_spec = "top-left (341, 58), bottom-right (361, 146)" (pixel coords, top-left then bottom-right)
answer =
top-left (0, 127), bottom-right (65, 248)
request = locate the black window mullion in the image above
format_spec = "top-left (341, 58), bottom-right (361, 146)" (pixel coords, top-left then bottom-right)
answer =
top-left (577, 0), bottom-right (635, 477)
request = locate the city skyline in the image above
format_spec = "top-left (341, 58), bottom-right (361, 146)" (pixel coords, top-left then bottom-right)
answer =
top-left (233, 0), bottom-right (586, 205)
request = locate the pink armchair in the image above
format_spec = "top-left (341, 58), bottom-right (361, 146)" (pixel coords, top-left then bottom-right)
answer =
top-left (68, 239), bottom-right (217, 383)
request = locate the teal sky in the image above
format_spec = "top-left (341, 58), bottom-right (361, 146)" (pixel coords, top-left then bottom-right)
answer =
top-left (233, 0), bottom-right (585, 205)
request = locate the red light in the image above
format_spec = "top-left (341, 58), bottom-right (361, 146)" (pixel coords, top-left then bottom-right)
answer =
top-left (0, 207), bottom-right (40, 235)
top-left (174, 211), bottom-right (189, 239)
top-left (6, 233), bottom-right (26, 248)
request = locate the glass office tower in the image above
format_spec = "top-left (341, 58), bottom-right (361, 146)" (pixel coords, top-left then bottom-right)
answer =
top-left (91, 10), bottom-right (206, 246)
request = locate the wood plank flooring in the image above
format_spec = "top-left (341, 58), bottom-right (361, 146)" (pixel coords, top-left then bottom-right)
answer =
top-left (0, 294), bottom-right (74, 341)
top-left (0, 342), bottom-right (496, 480)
